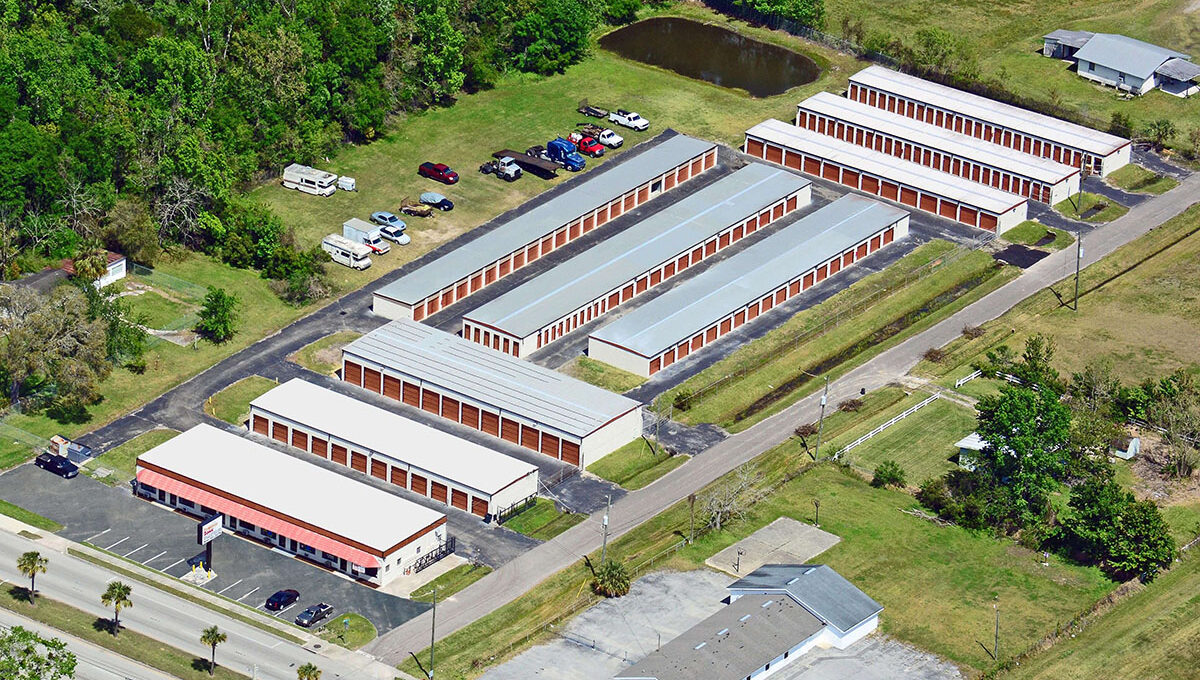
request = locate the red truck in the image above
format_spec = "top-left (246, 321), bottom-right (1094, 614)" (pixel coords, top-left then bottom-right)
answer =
top-left (567, 132), bottom-right (605, 158)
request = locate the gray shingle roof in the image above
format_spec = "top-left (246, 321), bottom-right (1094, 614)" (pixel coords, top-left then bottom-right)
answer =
top-left (1156, 57), bottom-right (1200, 82)
top-left (1073, 33), bottom-right (1190, 80)
top-left (343, 320), bottom-right (640, 438)
top-left (1043, 29), bottom-right (1095, 49)
top-left (727, 564), bottom-right (883, 633)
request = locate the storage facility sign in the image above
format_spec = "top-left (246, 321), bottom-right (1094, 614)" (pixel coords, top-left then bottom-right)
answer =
top-left (198, 514), bottom-right (223, 545)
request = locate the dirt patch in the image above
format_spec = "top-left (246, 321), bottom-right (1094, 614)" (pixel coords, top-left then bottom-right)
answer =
top-left (1128, 430), bottom-right (1200, 505)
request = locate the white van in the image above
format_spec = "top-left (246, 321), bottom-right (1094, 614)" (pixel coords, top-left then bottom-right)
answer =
top-left (321, 234), bottom-right (373, 270)
top-left (282, 163), bottom-right (337, 197)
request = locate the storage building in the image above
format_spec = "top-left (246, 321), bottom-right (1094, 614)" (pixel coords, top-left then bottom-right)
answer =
top-left (462, 164), bottom-right (811, 358)
top-left (745, 119), bottom-right (1026, 232)
top-left (372, 134), bottom-right (718, 321)
top-left (342, 320), bottom-right (642, 467)
top-left (797, 92), bottom-right (1080, 204)
top-left (1070, 33), bottom-right (1200, 97)
top-left (589, 195), bottom-right (908, 377)
top-left (249, 379), bottom-right (539, 522)
top-left (847, 65), bottom-right (1131, 176)
top-left (134, 424), bottom-right (448, 586)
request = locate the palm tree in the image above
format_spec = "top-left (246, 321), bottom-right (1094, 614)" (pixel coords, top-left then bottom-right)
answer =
top-left (72, 242), bottom-right (109, 283)
top-left (297, 662), bottom-right (322, 680)
top-left (200, 625), bottom-right (227, 676)
top-left (591, 559), bottom-right (631, 598)
top-left (100, 581), bottom-right (133, 635)
top-left (16, 551), bottom-right (48, 603)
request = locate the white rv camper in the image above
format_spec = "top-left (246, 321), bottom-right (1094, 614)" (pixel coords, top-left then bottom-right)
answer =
top-left (282, 163), bottom-right (337, 197)
top-left (321, 234), bottom-right (373, 270)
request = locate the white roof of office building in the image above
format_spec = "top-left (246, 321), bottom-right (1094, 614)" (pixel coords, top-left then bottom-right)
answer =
top-left (344, 320), bottom-right (641, 438)
top-left (848, 65), bottom-right (1129, 156)
top-left (464, 164), bottom-right (809, 339)
top-left (592, 195), bottom-right (907, 358)
top-left (373, 133), bottom-right (717, 305)
top-left (799, 92), bottom-right (1079, 184)
top-left (137, 424), bottom-right (444, 552)
top-left (746, 119), bottom-right (1025, 214)
top-left (250, 379), bottom-right (537, 495)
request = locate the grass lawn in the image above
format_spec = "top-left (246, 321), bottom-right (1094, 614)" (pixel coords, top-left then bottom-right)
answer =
top-left (1001, 551), bottom-right (1200, 680)
top-left (658, 241), bottom-right (1014, 431)
top-left (586, 438), bottom-right (689, 489)
top-left (830, 396), bottom-right (977, 485)
top-left (560, 356), bottom-right (645, 394)
top-left (83, 429), bottom-right (179, 486)
top-left (1160, 503), bottom-right (1200, 547)
top-left (0, 588), bottom-right (248, 680)
top-left (318, 612), bottom-right (376, 650)
top-left (1054, 191), bottom-right (1129, 223)
top-left (411, 563), bottom-right (493, 603)
top-left (913, 203), bottom-right (1200, 385)
top-left (204, 376), bottom-right (278, 426)
top-left (123, 290), bottom-right (194, 330)
top-left (1106, 164), bottom-right (1180, 195)
top-left (1003, 221), bottom-right (1075, 251)
top-left (288, 331), bottom-right (362, 376)
top-left (0, 498), bottom-right (63, 532)
top-left (502, 498), bottom-right (587, 541)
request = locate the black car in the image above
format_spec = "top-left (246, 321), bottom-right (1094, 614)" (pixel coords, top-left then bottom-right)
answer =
top-left (265, 589), bottom-right (300, 611)
top-left (295, 602), bottom-right (334, 627)
top-left (35, 452), bottom-right (79, 479)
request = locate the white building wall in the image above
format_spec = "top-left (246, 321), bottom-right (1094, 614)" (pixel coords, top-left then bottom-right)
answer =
top-left (488, 470), bottom-right (539, 515)
top-left (830, 613), bottom-right (880, 649)
top-left (1077, 60), bottom-right (1154, 94)
top-left (1100, 143), bottom-right (1132, 177)
top-left (588, 339), bottom-right (652, 378)
top-left (579, 408), bottom-right (644, 467)
top-left (373, 295), bottom-right (415, 321)
top-left (996, 202), bottom-right (1028, 234)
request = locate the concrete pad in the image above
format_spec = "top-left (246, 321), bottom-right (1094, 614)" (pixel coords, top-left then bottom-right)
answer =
top-left (771, 635), bottom-right (962, 680)
top-left (379, 553), bottom-right (467, 598)
top-left (705, 517), bottom-right (840, 577)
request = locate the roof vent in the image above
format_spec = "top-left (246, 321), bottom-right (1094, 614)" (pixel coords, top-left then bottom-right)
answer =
top-left (761, 599), bottom-right (774, 608)
top-left (694, 642), bottom-right (707, 650)
top-left (739, 614), bottom-right (752, 622)
top-left (717, 628), bottom-right (729, 636)
top-left (786, 577), bottom-right (800, 585)
top-left (804, 567), bottom-right (817, 575)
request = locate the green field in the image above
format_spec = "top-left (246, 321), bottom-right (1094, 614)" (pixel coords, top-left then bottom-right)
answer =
top-left (830, 395), bottom-right (977, 484)
top-left (123, 290), bottom-right (195, 330)
top-left (83, 429), bottom-right (179, 486)
top-left (318, 612), bottom-right (376, 650)
top-left (289, 331), bottom-right (362, 376)
top-left (1054, 191), bottom-right (1129, 222)
top-left (502, 498), bottom-right (587, 541)
top-left (560, 356), bottom-right (646, 394)
top-left (205, 376), bottom-right (278, 426)
top-left (1002, 551), bottom-right (1200, 680)
top-left (1003, 221), bottom-right (1075, 251)
top-left (586, 438), bottom-right (688, 489)
top-left (1107, 164), bottom-right (1180, 195)
top-left (411, 563), bottom-right (493, 603)
top-left (0, 498), bottom-right (63, 532)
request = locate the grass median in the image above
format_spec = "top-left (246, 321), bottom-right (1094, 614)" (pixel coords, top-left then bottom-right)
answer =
top-left (83, 429), bottom-right (179, 486)
top-left (411, 563), bottom-right (494, 603)
top-left (204, 376), bottom-right (278, 426)
top-left (0, 499), bottom-right (63, 532)
top-left (587, 438), bottom-right (688, 489)
top-left (560, 356), bottom-right (646, 394)
top-left (1003, 221), bottom-right (1075, 251)
top-left (502, 498), bottom-right (587, 541)
top-left (318, 612), bottom-right (376, 650)
top-left (289, 331), bottom-right (363, 376)
top-left (1106, 164), bottom-right (1179, 196)
top-left (1054, 192), bottom-right (1129, 223)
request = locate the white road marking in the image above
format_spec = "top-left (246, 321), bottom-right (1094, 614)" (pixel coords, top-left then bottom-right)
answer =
top-left (277, 603), bottom-right (299, 615)
top-left (103, 536), bottom-right (129, 551)
top-left (235, 587), bottom-right (260, 602)
top-left (84, 528), bottom-right (111, 542)
top-left (142, 550), bottom-right (167, 564)
top-left (216, 579), bottom-right (243, 595)
top-left (163, 558), bottom-right (186, 572)
top-left (122, 543), bottom-right (149, 557)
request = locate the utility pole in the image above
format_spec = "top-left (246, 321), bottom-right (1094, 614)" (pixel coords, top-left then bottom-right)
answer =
top-left (813, 376), bottom-right (830, 461)
top-left (688, 494), bottom-right (696, 545)
top-left (1072, 225), bottom-right (1083, 311)
top-left (813, 499), bottom-right (820, 528)
top-left (430, 588), bottom-right (437, 680)
top-left (993, 598), bottom-right (1000, 663)
top-left (600, 494), bottom-right (611, 564)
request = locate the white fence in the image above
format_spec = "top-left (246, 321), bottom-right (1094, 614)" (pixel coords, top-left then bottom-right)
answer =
top-left (954, 370), bottom-right (1028, 389)
top-left (832, 393), bottom-right (941, 460)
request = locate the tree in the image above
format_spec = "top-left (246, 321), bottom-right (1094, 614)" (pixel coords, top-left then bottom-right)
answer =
top-left (16, 551), bottom-right (48, 603)
top-left (871, 460), bottom-right (907, 488)
top-left (591, 559), bottom-right (631, 597)
top-left (297, 662), bottom-right (322, 680)
top-left (195, 287), bottom-right (239, 343)
top-left (604, 0), bottom-right (641, 24)
top-left (84, 284), bottom-right (149, 370)
top-left (703, 464), bottom-right (764, 532)
top-left (1063, 478), bottom-right (1176, 580)
top-left (0, 625), bottom-right (77, 680)
top-left (510, 0), bottom-right (595, 75)
top-left (1108, 111), bottom-right (1133, 138)
top-left (1189, 126), bottom-right (1200, 159)
top-left (409, 0), bottom-right (467, 105)
top-left (101, 581), bottom-right (133, 636)
top-left (200, 625), bottom-right (227, 676)
top-left (72, 241), bottom-right (110, 283)
top-left (1143, 118), bottom-right (1177, 150)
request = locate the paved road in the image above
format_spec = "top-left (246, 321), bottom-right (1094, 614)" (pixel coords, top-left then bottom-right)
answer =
top-left (0, 530), bottom-right (398, 680)
top-left (0, 606), bottom-right (178, 680)
top-left (366, 171), bottom-right (1200, 663)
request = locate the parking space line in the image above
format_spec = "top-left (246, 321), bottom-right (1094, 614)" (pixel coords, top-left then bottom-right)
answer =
top-left (142, 551), bottom-right (167, 564)
top-left (85, 528), bottom-right (111, 543)
top-left (163, 558), bottom-right (186, 572)
top-left (277, 603), bottom-right (299, 616)
top-left (216, 579), bottom-right (243, 595)
top-left (123, 543), bottom-right (149, 558)
top-left (104, 537), bottom-right (129, 551)
top-left (236, 587), bottom-right (259, 602)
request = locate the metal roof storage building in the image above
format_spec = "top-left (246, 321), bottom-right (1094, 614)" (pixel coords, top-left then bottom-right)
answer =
top-left (342, 320), bottom-right (642, 468)
top-left (745, 119), bottom-right (1026, 233)
top-left (372, 133), bottom-right (718, 322)
top-left (797, 92), bottom-right (1080, 204)
top-left (590, 195), bottom-right (908, 377)
top-left (462, 164), bottom-right (811, 358)
top-left (134, 424), bottom-right (448, 586)
top-left (847, 65), bottom-right (1131, 176)
top-left (249, 379), bottom-right (539, 521)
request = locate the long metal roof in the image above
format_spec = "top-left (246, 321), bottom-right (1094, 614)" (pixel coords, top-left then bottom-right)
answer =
top-left (137, 424), bottom-right (444, 552)
top-left (343, 320), bottom-right (641, 438)
top-left (1043, 29), bottom-right (1095, 49)
top-left (799, 92), bottom-right (1078, 184)
top-left (746, 119), bottom-right (1026, 214)
top-left (250, 379), bottom-right (537, 496)
top-left (728, 563), bottom-right (884, 634)
top-left (373, 134), bottom-right (717, 305)
top-left (592, 195), bottom-right (907, 358)
top-left (848, 65), bottom-right (1129, 156)
top-left (464, 164), bottom-right (809, 339)
top-left (1073, 33), bottom-right (1189, 80)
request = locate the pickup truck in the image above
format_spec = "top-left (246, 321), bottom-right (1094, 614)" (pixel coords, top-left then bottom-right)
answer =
top-left (567, 132), bottom-right (605, 158)
top-left (577, 99), bottom-right (608, 118)
top-left (577, 123), bottom-right (624, 148)
top-left (609, 109), bottom-right (649, 131)
top-left (529, 138), bottom-right (586, 172)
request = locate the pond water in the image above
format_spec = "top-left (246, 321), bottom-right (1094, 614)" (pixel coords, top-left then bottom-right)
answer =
top-left (599, 17), bottom-right (820, 98)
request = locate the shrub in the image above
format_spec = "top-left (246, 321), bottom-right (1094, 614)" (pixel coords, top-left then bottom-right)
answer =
top-left (195, 287), bottom-right (240, 343)
top-left (591, 560), bottom-right (631, 597)
top-left (961, 325), bottom-right (985, 339)
top-left (794, 423), bottom-right (819, 438)
top-left (837, 398), bottom-right (863, 413)
top-left (672, 389), bottom-right (694, 412)
top-left (923, 347), bottom-right (947, 363)
top-left (871, 460), bottom-right (907, 488)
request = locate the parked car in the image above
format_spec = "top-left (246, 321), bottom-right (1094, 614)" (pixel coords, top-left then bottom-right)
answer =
top-left (379, 223), bottom-right (411, 245)
top-left (420, 192), bottom-right (454, 211)
top-left (370, 211), bottom-right (404, 228)
top-left (295, 602), bottom-right (334, 627)
top-left (577, 123), bottom-right (623, 148)
top-left (418, 162), bottom-right (459, 184)
top-left (609, 109), bottom-right (649, 131)
top-left (34, 452), bottom-right (78, 479)
top-left (265, 589), bottom-right (300, 611)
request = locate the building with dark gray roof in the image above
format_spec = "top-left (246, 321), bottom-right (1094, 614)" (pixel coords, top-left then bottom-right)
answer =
top-left (615, 564), bottom-right (881, 680)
